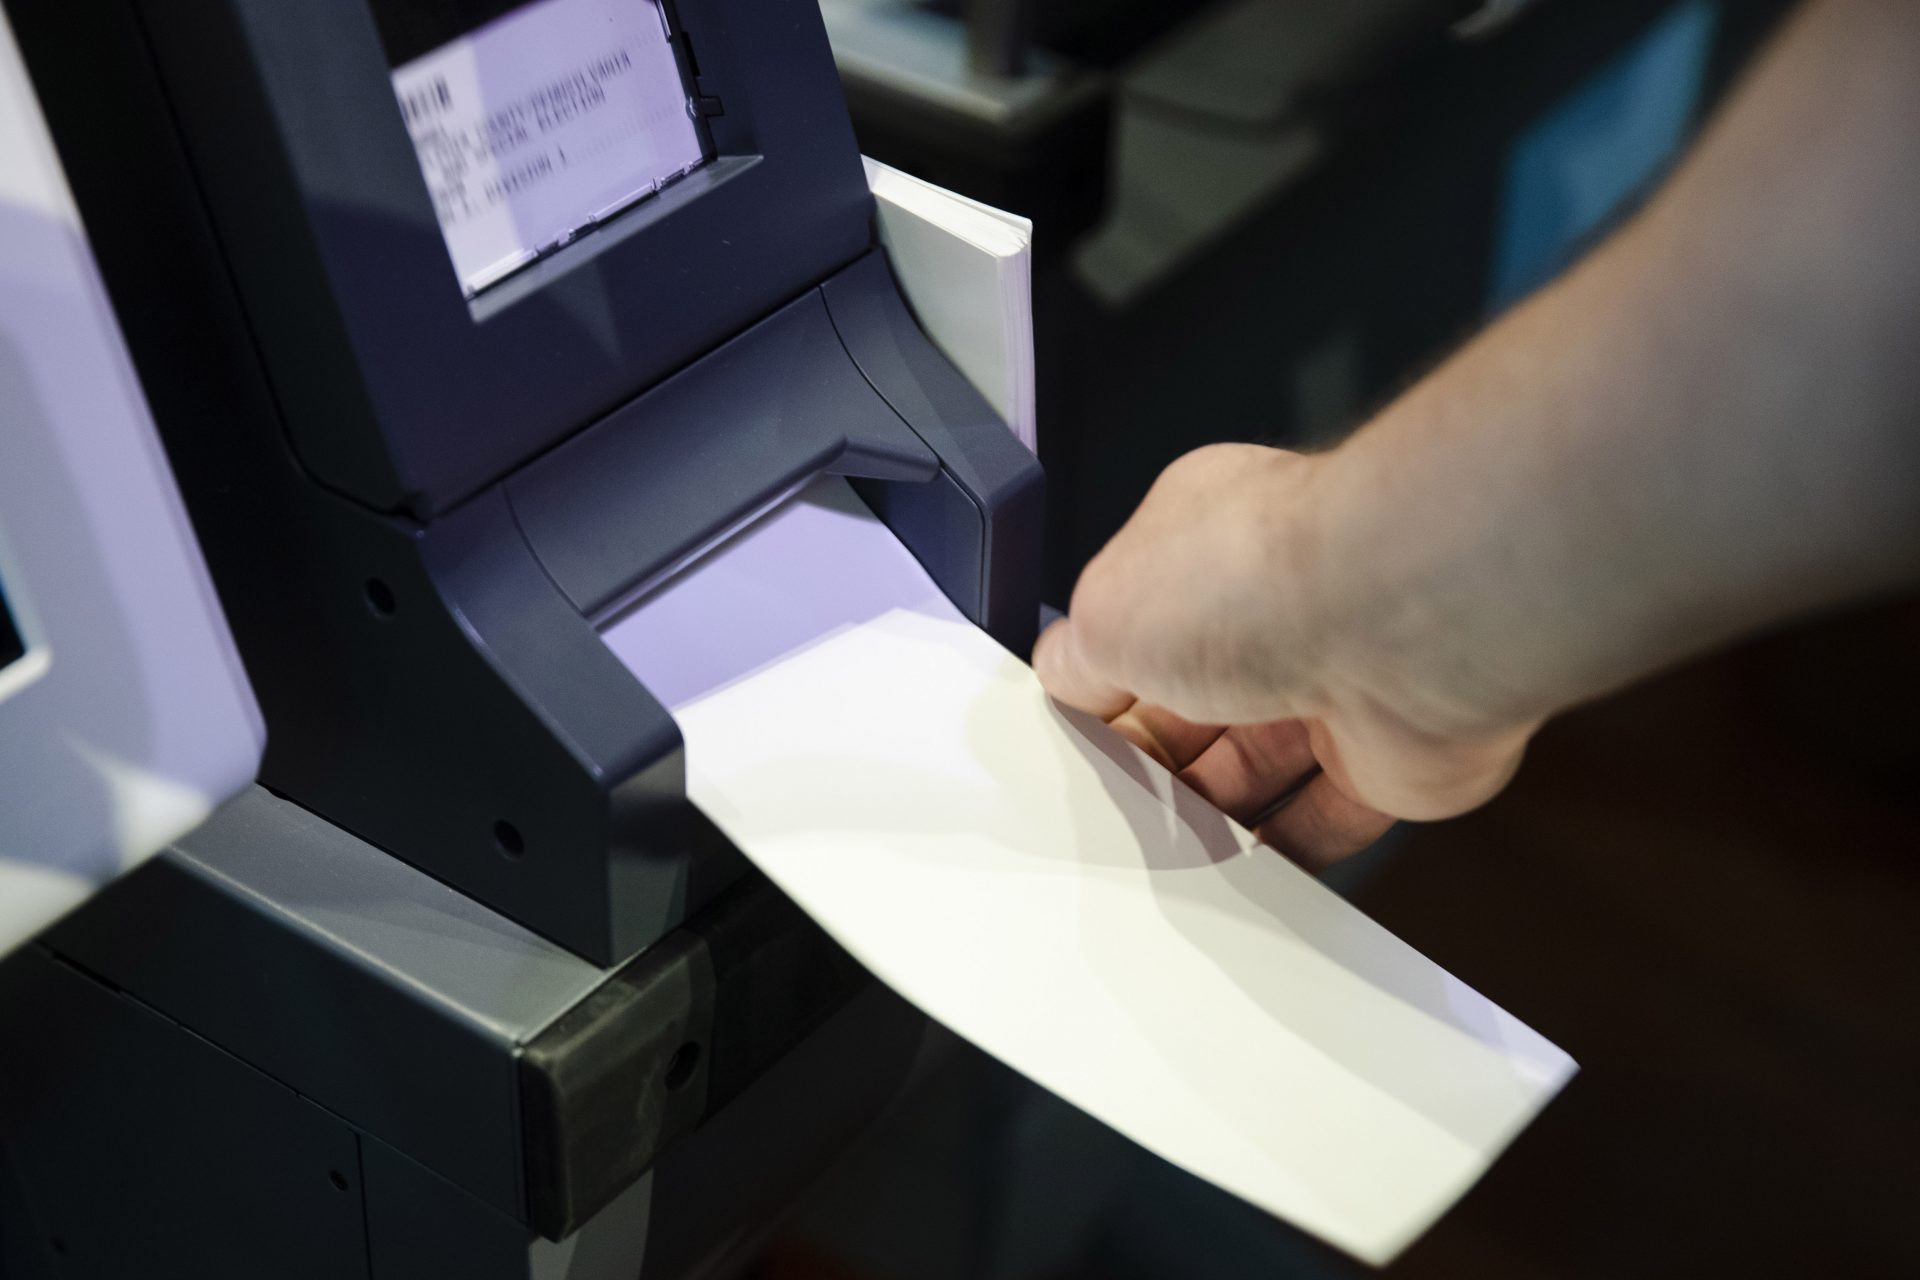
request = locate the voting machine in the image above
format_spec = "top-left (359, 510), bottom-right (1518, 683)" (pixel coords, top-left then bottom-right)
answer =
top-left (0, 0), bottom-right (1040, 1274)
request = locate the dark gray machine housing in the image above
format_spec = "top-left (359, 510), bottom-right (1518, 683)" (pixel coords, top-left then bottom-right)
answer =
top-left (9, 0), bottom-right (1043, 965)
top-left (0, 788), bottom-right (924, 1279)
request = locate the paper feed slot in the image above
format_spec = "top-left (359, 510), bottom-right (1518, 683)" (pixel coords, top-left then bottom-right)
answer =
top-left (506, 250), bottom-right (1042, 654)
top-left (507, 284), bottom-right (936, 623)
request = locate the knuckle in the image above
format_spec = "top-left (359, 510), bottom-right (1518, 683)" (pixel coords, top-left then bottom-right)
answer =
top-left (1156, 443), bottom-right (1237, 490)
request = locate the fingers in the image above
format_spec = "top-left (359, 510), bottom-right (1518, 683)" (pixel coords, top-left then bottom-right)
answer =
top-left (1110, 702), bottom-right (1225, 772)
top-left (1035, 617), bottom-right (1224, 770)
top-left (1032, 617), bottom-right (1134, 720)
top-left (1177, 721), bottom-right (1319, 825)
top-left (1253, 773), bottom-right (1397, 872)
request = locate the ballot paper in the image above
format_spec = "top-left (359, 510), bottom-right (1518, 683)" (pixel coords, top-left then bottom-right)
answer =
top-left (601, 479), bottom-right (1574, 1265)
top-left (865, 157), bottom-right (1037, 453)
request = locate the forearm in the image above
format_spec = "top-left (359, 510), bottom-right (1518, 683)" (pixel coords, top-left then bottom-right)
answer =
top-left (1306, 0), bottom-right (1920, 738)
top-left (1036, 0), bottom-right (1920, 840)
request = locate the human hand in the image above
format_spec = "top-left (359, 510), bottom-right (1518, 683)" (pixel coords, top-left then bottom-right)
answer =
top-left (1032, 443), bottom-right (1534, 870)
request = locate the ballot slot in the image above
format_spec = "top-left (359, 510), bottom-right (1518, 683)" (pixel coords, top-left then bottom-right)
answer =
top-left (373, 0), bottom-right (713, 298)
top-left (501, 278), bottom-right (941, 627)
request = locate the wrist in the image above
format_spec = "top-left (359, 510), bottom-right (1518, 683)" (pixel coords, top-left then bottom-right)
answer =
top-left (1296, 419), bottom-right (1548, 749)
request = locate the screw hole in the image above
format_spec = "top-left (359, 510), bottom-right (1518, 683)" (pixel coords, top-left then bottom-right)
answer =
top-left (664, 1041), bottom-right (700, 1091)
top-left (364, 578), bottom-right (397, 618)
top-left (328, 1169), bottom-right (350, 1192)
top-left (493, 820), bottom-right (525, 859)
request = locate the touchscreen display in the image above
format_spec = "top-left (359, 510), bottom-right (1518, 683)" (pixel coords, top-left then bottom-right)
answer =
top-left (0, 581), bottom-right (24, 673)
top-left (383, 0), bottom-right (708, 296)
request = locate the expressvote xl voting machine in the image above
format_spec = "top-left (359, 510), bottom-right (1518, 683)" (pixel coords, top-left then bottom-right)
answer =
top-left (0, 0), bottom-right (1042, 1274)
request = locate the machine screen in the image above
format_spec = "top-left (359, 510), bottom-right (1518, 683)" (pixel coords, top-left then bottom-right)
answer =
top-left (0, 581), bottom-right (23, 673)
top-left (380, 0), bottom-right (708, 297)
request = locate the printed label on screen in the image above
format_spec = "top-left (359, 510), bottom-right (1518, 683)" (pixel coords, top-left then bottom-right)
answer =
top-left (391, 0), bottom-right (708, 296)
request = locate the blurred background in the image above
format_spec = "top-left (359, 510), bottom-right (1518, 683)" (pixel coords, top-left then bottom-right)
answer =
top-left (743, 1), bottom-right (1920, 1275)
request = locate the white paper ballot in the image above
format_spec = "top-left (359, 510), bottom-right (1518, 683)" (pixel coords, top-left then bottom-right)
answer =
top-left (864, 157), bottom-right (1036, 453)
top-left (601, 479), bottom-right (1575, 1265)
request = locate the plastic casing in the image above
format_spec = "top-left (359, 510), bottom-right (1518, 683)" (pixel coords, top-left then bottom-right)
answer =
top-left (0, 8), bottom-right (263, 955)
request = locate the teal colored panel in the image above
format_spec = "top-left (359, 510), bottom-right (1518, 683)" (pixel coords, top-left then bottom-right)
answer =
top-left (1490, 0), bottom-right (1717, 309)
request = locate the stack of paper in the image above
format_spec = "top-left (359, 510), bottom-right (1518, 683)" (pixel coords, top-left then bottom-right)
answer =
top-left (865, 157), bottom-right (1036, 453)
top-left (602, 478), bottom-right (1575, 1266)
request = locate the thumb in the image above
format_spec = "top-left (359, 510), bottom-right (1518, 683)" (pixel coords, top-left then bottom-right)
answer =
top-left (1032, 617), bottom-right (1135, 719)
